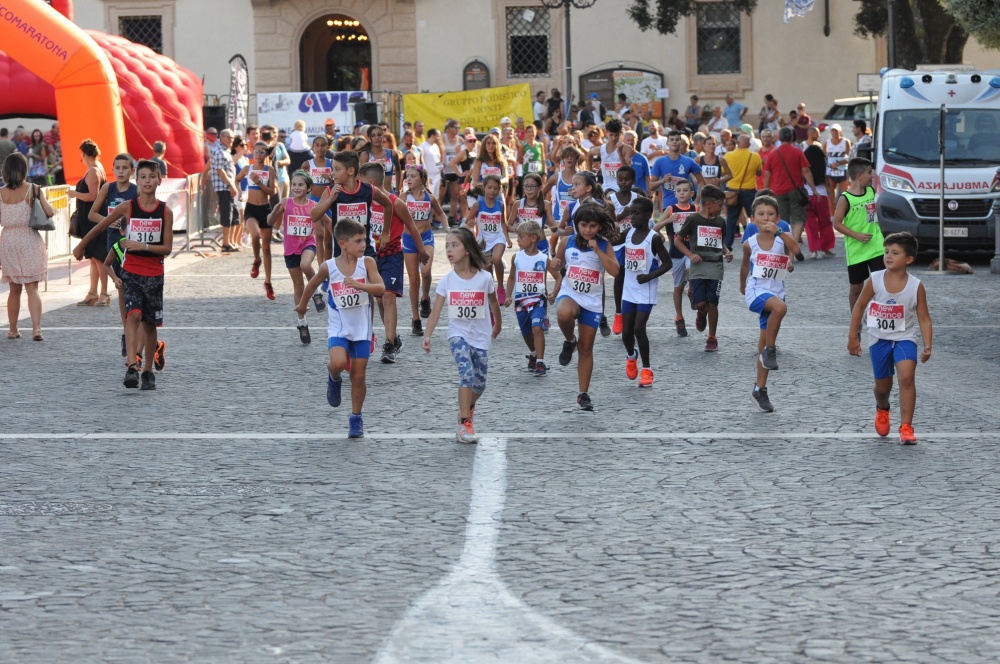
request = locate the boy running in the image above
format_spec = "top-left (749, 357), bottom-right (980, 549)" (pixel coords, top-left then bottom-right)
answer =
top-left (504, 220), bottom-right (562, 376)
top-left (832, 158), bottom-right (885, 316)
top-left (653, 179), bottom-right (697, 337)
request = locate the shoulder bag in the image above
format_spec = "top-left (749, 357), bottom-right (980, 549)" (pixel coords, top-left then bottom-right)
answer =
top-left (724, 153), bottom-right (749, 207)
top-left (28, 184), bottom-right (56, 232)
top-left (776, 148), bottom-right (810, 207)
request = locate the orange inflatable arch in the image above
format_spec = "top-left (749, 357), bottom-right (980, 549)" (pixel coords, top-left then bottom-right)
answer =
top-left (1, 0), bottom-right (127, 182)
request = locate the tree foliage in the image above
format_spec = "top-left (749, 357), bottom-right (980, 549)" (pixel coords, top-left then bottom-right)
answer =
top-left (853, 0), bottom-right (969, 69)
top-left (627, 0), bottom-right (757, 35)
top-left (947, 0), bottom-right (1000, 50)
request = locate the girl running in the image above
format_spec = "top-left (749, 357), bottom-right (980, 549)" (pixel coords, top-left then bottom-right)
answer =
top-left (552, 170), bottom-right (602, 262)
top-left (555, 202), bottom-right (619, 411)
top-left (237, 141), bottom-right (278, 299)
top-left (359, 125), bottom-right (401, 193)
top-left (269, 170), bottom-right (324, 344)
top-left (307, 136), bottom-right (334, 262)
top-left (507, 172), bottom-right (555, 255)
top-left (402, 165), bottom-right (448, 336)
top-left (543, 145), bottom-right (584, 251)
top-left (421, 227), bottom-right (502, 444)
top-left (470, 134), bottom-right (508, 191)
top-left (465, 174), bottom-right (511, 305)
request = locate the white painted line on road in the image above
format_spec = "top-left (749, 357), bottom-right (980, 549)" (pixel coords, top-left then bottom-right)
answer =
top-left (7, 325), bottom-right (1000, 332)
top-left (373, 437), bottom-right (645, 664)
top-left (0, 431), bottom-right (996, 441)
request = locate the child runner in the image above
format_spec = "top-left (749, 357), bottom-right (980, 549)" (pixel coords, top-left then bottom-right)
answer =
top-left (673, 185), bottom-right (732, 352)
top-left (653, 179), bottom-right (697, 337)
top-left (506, 172), bottom-right (555, 254)
top-left (620, 196), bottom-right (672, 387)
top-left (401, 165), bottom-right (444, 336)
top-left (471, 133), bottom-right (509, 191)
top-left (555, 202), bottom-right (620, 411)
top-left (739, 195), bottom-right (800, 412)
top-left (73, 160), bottom-right (173, 390)
top-left (465, 174), bottom-right (511, 304)
top-left (607, 165), bottom-right (639, 335)
top-left (269, 169), bottom-right (321, 344)
top-left (359, 162), bottom-right (428, 361)
top-left (306, 136), bottom-right (334, 262)
top-left (504, 220), bottom-right (562, 376)
top-left (848, 232), bottom-right (932, 445)
top-left (832, 158), bottom-right (885, 319)
top-left (543, 145), bottom-right (583, 247)
top-left (237, 141), bottom-right (278, 299)
top-left (422, 227), bottom-right (502, 443)
top-left (231, 137), bottom-right (249, 251)
top-left (295, 219), bottom-right (385, 439)
top-left (359, 124), bottom-right (401, 193)
top-left (552, 171), bottom-right (603, 271)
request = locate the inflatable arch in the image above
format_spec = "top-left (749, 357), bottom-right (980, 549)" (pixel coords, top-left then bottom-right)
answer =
top-left (0, 0), bottom-right (126, 182)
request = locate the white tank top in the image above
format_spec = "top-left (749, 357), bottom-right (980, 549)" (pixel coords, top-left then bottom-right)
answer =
top-left (622, 228), bottom-right (659, 306)
top-left (512, 249), bottom-right (548, 309)
top-left (443, 134), bottom-right (461, 174)
top-left (514, 198), bottom-right (544, 232)
top-left (600, 143), bottom-right (623, 192)
top-left (326, 257), bottom-right (371, 342)
top-left (744, 234), bottom-right (789, 304)
top-left (309, 159), bottom-right (332, 186)
top-left (826, 138), bottom-right (848, 177)
top-left (867, 269), bottom-right (920, 345)
top-left (557, 236), bottom-right (607, 311)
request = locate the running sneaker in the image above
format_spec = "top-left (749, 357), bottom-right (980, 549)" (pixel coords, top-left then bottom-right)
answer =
top-left (250, 258), bottom-right (262, 279)
top-left (558, 339), bottom-right (577, 366)
top-left (381, 341), bottom-right (396, 364)
top-left (327, 374), bottom-right (342, 408)
top-left (348, 413), bottom-right (364, 439)
top-left (751, 386), bottom-right (774, 412)
top-left (298, 323), bottom-right (311, 345)
top-left (599, 316), bottom-right (612, 338)
top-left (393, 335), bottom-right (403, 354)
top-left (625, 353), bottom-right (638, 380)
top-left (534, 360), bottom-right (548, 377)
top-left (875, 406), bottom-right (891, 437)
top-left (577, 392), bottom-right (594, 411)
top-left (370, 333), bottom-right (377, 354)
top-left (264, 282), bottom-right (275, 300)
top-left (420, 298), bottom-right (431, 319)
top-left (705, 336), bottom-right (718, 352)
top-left (759, 346), bottom-right (779, 371)
top-left (456, 419), bottom-right (478, 444)
top-left (612, 313), bottom-right (623, 335)
top-left (638, 368), bottom-right (654, 388)
top-left (795, 252), bottom-right (805, 262)
top-left (140, 370), bottom-right (156, 391)
top-left (526, 354), bottom-right (537, 370)
top-left (154, 340), bottom-right (166, 371)
top-left (412, 319), bottom-right (423, 336)
top-left (695, 309), bottom-right (707, 332)
top-left (123, 364), bottom-right (140, 389)
top-left (675, 318), bottom-right (688, 337)
top-left (431, 220), bottom-right (443, 230)
top-left (899, 424), bottom-right (917, 445)
top-left (497, 286), bottom-right (507, 306)
top-left (312, 292), bottom-right (327, 312)
top-left (120, 333), bottom-right (126, 358)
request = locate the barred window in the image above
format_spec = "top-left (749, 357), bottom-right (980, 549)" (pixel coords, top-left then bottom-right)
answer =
top-left (696, 2), bottom-right (741, 75)
top-left (506, 7), bottom-right (550, 78)
top-left (119, 15), bottom-right (163, 54)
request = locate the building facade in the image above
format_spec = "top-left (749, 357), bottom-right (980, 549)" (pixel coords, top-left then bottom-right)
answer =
top-left (74, 0), bottom-right (1000, 123)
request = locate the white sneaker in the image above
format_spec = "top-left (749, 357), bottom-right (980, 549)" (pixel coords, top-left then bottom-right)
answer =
top-left (456, 421), bottom-right (478, 444)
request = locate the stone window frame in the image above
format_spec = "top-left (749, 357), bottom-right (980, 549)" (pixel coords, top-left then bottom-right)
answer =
top-left (492, 0), bottom-right (563, 92)
top-left (685, 0), bottom-right (753, 98)
top-left (103, 0), bottom-right (176, 59)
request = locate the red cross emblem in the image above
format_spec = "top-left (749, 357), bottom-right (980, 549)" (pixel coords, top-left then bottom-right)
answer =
top-left (948, 89), bottom-right (956, 97)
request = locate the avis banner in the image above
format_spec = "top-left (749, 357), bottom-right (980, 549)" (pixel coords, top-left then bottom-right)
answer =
top-left (257, 91), bottom-right (369, 136)
top-left (402, 83), bottom-right (535, 133)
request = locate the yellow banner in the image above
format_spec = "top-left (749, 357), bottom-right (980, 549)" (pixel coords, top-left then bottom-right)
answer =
top-left (403, 84), bottom-right (535, 133)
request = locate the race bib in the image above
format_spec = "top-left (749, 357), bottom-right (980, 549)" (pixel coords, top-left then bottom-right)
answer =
top-left (251, 170), bottom-right (270, 186)
top-left (127, 218), bottom-right (162, 244)
top-left (331, 279), bottom-right (365, 309)
top-left (662, 176), bottom-right (676, 192)
top-left (868, 302), bottom-right (905, 332)
top-left (566, 265), bottom-right (601, 294)
top-left (625, 247), bottom-right (647, 273)
top-left (479, 211), bottom-right (502, 235)
top-left (369, 206), bottom-right (385, 240)
top-left (696, 225), bottom-right (723, 248)
top-left (311, 166), bottom-right (331, 183)
top-left (407, 200), bottom-right (431, 222)
top-left (482, 166), bottom-right (502, 178)
top-left (605, 160), bottom-right (621, 180)
top-left (865, 201), bottom-right (877, 223)
top-left (449, 290), bottom-right (486, 320)
top-left (286, 215), bottom-right (313, 238)
top-left (515, 270), bottom-right (545, 295)
top-left (528, 160), bottom-right (543, 174)
top-left (337, 202), bottom-right (368, 225)
top-left (702, 165), bottom-right (719, 179)
top-left (751, 252), bottom-right (789, 280)
top-left (830, 168), bottom-right (845, 177)
top-left (672, 211), bottom-right (692, 235)
top-left (558, 199), bottom-right (570, 220)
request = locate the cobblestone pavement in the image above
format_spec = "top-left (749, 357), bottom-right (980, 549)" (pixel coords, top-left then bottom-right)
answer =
top-left (1, 232), bottom-right (998, 662)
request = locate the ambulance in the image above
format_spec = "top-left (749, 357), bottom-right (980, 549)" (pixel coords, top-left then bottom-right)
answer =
top-left (871, 68), bottom-right (1000, 249)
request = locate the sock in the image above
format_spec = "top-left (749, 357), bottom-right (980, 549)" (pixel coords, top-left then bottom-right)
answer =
top-left (529, 352), bottom-right (537, 358)
top-left (297, 317), bottom-right (306, 326)
top-left (627, 351), bottom-right (637, 359)
top-left (330, 372), bottom-right (341, 382)
top-left (753, 385), bottom-right (760, 393)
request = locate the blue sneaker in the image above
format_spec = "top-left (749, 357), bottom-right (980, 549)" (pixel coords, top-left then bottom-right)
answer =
top-left (326, 374), bottom-right (342, 408)
top-left (348, 413), bottom-right (364, 438)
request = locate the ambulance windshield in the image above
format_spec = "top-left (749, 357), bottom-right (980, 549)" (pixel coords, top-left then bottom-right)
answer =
top-left (882, 109), bottom-right (1000, 166)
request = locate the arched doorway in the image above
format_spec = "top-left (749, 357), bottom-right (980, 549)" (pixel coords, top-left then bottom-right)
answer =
top-left (300, 15), bottom-right (372, 92)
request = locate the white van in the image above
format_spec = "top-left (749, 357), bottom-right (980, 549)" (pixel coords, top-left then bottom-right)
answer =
top-left (871, 68), bottom-right (1000, 250)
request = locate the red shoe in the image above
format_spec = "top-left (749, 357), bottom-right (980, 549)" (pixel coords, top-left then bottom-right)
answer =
top-left (250, 258), bottom-right (262, 279)
top-left (153, 340), bottom-right (166, 371)
top-left (875, 407), bottom-right (890, 437)
top-left (612, 313), bottom-right (623, 335)
top-left (695, 310), bottom-right (707, 332)
top-left (370, 333), bottom-right (377, 354)
top-left (264, 282), bottom-right (275, 300)
top-left (625, 354), bottom-right (638, 380)
top-left (638, 368), bottom-right (654, 388)
top-left (704, 336), bottom-right (718, 352)
top-left (899, 424), bottom-right (917, 445)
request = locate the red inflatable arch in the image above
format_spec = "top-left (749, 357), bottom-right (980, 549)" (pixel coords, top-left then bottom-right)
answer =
top-left (0, 0), bottom-right (204, 180)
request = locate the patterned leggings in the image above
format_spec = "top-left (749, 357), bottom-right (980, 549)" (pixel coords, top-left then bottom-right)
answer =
top-left (448, 337), bottom-right (489, 394)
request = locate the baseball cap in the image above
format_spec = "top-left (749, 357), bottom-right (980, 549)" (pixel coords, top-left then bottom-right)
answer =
top-left (324, 118), bottom-right (335, 126)
top-left (355, 121), bottom-right (365, 128)
top-left (489, 127), bottom-right (501, 135)
top-left (830, 123), bottom-right (843, 132)
top-left (740, 123), bottom-right (755, 137)
top-left (500, 116), bottom-right (511, 124)
top-left (589, 93), bottom-right (599, 99)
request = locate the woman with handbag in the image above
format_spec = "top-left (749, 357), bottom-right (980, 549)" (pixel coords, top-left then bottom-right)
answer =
top-left (67, 138), bottom-right (109, 306)
top-left (0, 153), bottom-right (54, 341)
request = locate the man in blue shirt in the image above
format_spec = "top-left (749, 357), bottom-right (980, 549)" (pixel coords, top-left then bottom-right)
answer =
top-left (651, 131), bottom-right (706, 210)
top-left (723, 94), bottom-right (747, 129)
top-left (623, 130), bottom-right (651, 193)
